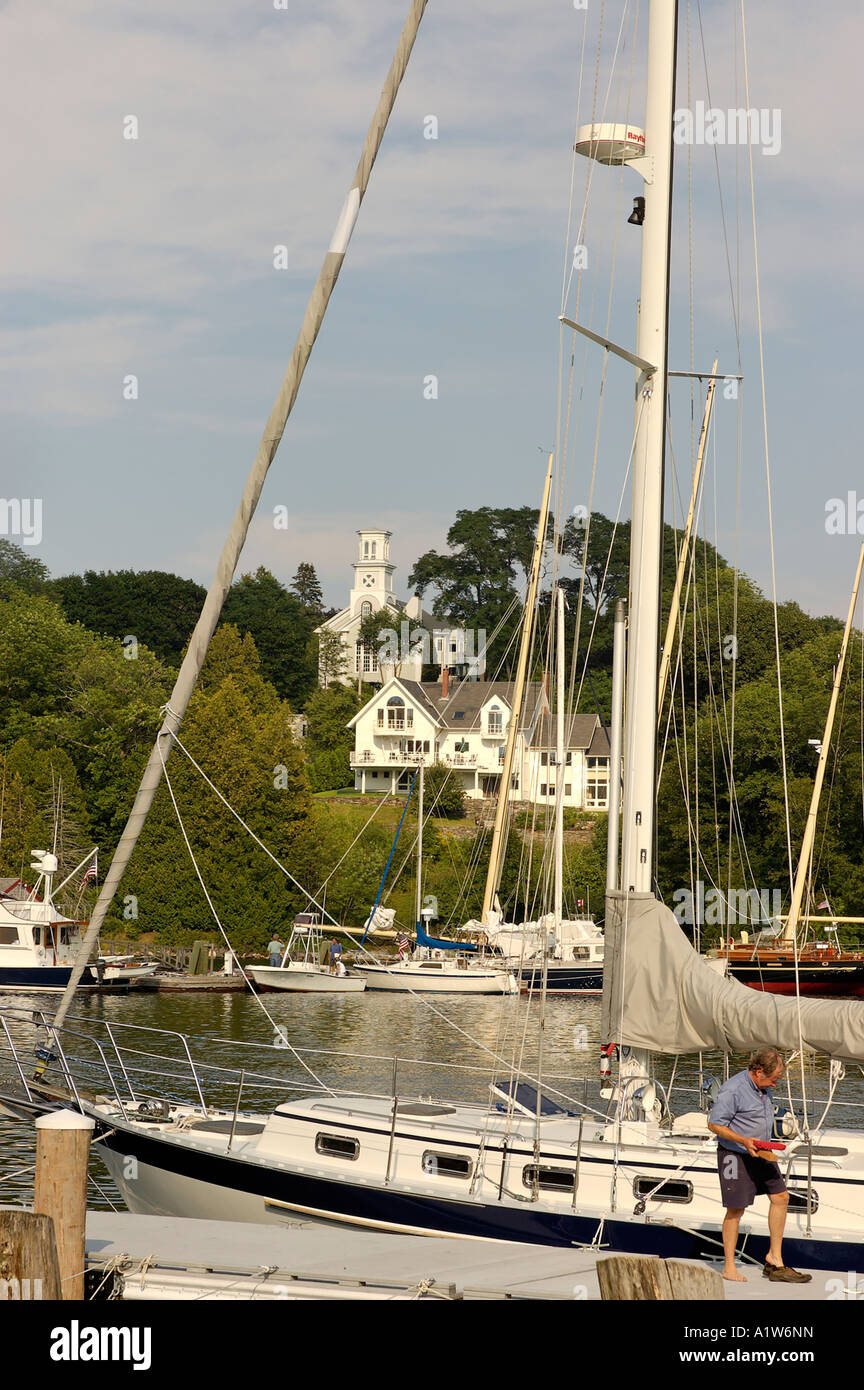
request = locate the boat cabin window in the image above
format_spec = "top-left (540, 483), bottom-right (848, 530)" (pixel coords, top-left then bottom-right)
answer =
top-left (422, 1151), bottom-right (472, 1179)
top-left (522, 1165), bottom-right (576, 1194)
top-left (787, 1188), bottom-right (819, 1214)
top-left (315, 1133), bottom-right (359, 1161)
top-left (419, 962), bottom-right (443, 969)
top-left (0, 925), bottom-right (19, 944)
top-left (633, 1176), bottom-right (693, 1204)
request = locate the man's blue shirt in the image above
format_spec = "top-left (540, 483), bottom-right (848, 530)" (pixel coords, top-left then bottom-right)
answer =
top-left (709, 1069), bottom-right (775, 1153)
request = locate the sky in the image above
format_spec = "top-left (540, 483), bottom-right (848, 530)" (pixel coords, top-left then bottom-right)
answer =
top-left (1, 0), bottom-right (862, 619)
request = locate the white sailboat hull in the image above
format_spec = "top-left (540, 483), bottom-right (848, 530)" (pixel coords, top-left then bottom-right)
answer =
top-left (85, 1093), bottom-right (864, 1270)
top-left (248, 965), bottom-right (366, 993)
top-left (355, 963), bottom-right (518, 994)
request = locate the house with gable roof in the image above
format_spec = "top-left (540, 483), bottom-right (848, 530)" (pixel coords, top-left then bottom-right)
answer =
top-left (347, 672), bottom-right (611, 808)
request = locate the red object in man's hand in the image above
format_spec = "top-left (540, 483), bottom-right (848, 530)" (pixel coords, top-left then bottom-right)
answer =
top-left (753, 1140), bottom-right (786, 1151)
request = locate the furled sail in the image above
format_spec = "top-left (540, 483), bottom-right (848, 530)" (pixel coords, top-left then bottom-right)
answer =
top-left (602, 892), bottom-right (864, 1061)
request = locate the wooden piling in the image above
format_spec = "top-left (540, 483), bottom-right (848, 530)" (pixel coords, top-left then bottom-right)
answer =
top-left (0, 1211), bottom-right (61, 1301)
top-left (33, 1109), bottom-right (95, 1301)
top-left (597, 1253), bottom-right (723, 1301)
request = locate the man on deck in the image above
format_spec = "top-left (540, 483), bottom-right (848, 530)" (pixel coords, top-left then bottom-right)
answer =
top-left (708, 1047), bottom-right (811, 1284)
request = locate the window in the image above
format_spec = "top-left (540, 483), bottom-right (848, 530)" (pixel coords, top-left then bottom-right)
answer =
top-left (0, 925), bottom-right (18, 945)
top-left (787, 1189), bottom-right (819, 1214)
top-left (361, 601), bottom-right (372, 619)
top-left (422, 1151), bottom-right (473, 1179)
top-left (541, 751), bottom-right (548, 766)
top-left (387, 696), bottom-right (411, 730)
top-left (522, 1165), bottom-right (576, 1194)
top-left (587, 756), bottom-right (610, 769)
top-left (566, 752), bottom-right (572, 766)
top-left (371, 541), bottom-right (377, 558)
top-left (586, 778), bottom-right (609, 809)
top-left (488, 706), bottom-right (502, 734)
top-left (316, 1133), bottom-right (359, 1160)
top-left (377, 709), bottom-right (384, 727)
top-left (632, 1176), bottom-right (693, 1204)
top-left (455, 739), bottom-right (469, 753)
top-left (453, 711), bottom-right (465, 720)
top-left (423, 740), bottom-right (430, 753)
top-left (540, 783), bottom-right (547, 797)
top-left (364, 541), bottom-right (369, 557)
top-left (564, 783), bottom-right (572, 797)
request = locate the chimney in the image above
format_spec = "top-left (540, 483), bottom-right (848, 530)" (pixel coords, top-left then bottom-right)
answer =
top-left (441, 667), bottom-right (450, 699)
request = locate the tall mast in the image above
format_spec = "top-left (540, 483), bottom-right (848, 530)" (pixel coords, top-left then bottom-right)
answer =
top-left (620, 0), bottom-right (678, 896)
top-left (606, 599), bottom-right (627, 894)
top-left (52, 0), bottom-right (429, 1028)
top-left (657, 362), bottom-right (718, 712)
top-left (554, 587), bottom-right (565, 926)
top-left (415, 760), bottom-right (424, 932)
top-left (784, 541), bottom-right (864, 944)
top-left (482, 455), bottom-right (554, 924)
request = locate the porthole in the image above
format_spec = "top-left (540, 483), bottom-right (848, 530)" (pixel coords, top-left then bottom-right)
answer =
top-left (422, 1151), bottom-right (472, 1179)
top-left (315, 1133), bottom-right (359, 1161)
top-left (787, 1188), bottom-right (819, 1214)
top-left (522, 1165), bottom-right (576, 1193)
top-left (632, 1176), bottom-right (693, 1204)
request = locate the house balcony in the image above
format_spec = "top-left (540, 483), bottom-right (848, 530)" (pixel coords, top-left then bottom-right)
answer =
top-left (351, 751), bottom-right (433, 767)
top-left (442, 753), bottom-right (477, 767)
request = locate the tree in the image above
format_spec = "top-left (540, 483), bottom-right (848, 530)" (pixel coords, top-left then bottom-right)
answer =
top-left (290, 562), bottom-right (325, 616)
top-left (51, 570), bottom-right (206, 665)
top-left (304, 683), bottom-right (367, 792)
top-left (424, 763), bottom-right (466, 819)
top-left (409, 507), bottom-right (553, 675)
top-left (122, 659), bottom-right (310, 946)
top-left (222, 567), bottom-right (317, 706)
top-left (0, 540), bottom-right (50, 597)
top-left (317, 629), bottom-right (348, 687)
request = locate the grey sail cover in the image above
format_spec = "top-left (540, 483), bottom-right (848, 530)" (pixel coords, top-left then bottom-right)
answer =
top-left (601, 892), bottom-right (864, 1061)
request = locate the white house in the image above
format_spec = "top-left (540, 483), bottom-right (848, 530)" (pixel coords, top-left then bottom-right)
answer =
top-left (315, 529), bottom-right (485, 687)
top-left (347, 673), bottom-right (611, 808)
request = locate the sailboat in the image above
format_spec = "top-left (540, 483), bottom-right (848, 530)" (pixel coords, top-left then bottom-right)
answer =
top-left (4, 0), bottom-right (864, 1274)
top-left (354, 762), bottom-right (518, 994)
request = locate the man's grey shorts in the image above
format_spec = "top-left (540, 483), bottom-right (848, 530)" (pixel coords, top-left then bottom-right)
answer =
top-left (717, 1148), bottom-right (787, 1208)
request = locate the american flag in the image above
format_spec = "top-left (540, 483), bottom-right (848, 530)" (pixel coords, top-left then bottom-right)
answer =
top-left (83, 860), bottom-right (97, 885)
top-left (397, 931), bottom-right (411, 957)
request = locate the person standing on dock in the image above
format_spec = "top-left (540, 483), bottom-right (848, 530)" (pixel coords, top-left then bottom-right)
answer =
top-left (708, 1048), bottom-right (811, 1284)
top-left (268, 936), bottom-right (283, 968)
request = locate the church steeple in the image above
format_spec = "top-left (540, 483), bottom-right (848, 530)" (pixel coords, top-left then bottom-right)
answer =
top-left (350, 528), bottom-right (395, 612)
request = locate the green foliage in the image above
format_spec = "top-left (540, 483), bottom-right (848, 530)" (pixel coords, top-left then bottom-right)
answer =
top-left (222, 567), bottom-right (316, 706)
top-left (0, 540), bottom-right (51, 598)
top-left (317, 629), bottom-right (348, 686)
top-left (289, 562), bottom-right (325, 616)
top-left (120, 662), bottom-right (310, 948)
top-left (51, 569), bottom-right (206, 665)
top-left (409, 506), bottom-right (552, 675)
top-left (423, 763), bottom-right (466, 818)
